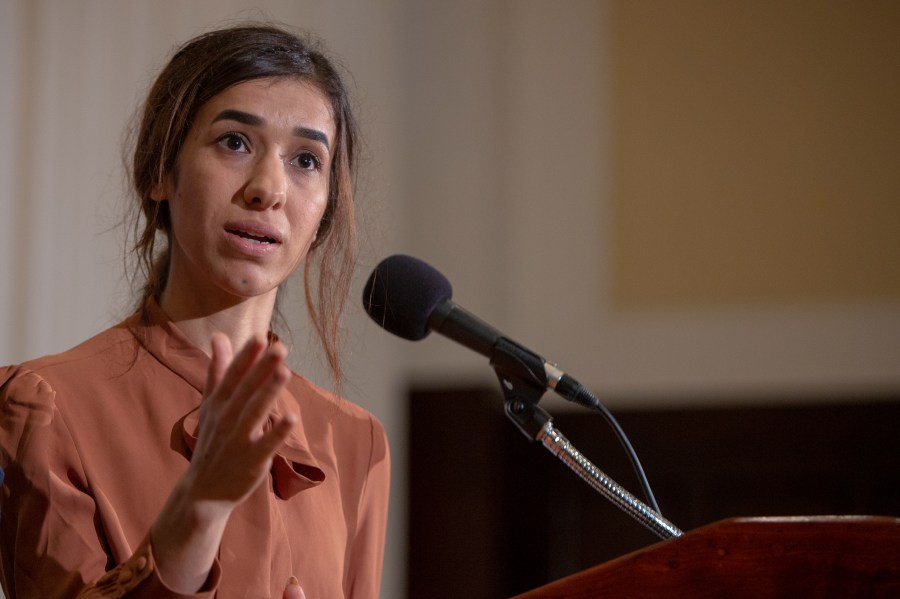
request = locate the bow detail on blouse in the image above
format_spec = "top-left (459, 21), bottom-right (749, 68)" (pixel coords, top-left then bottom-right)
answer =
top-left (180, 393), bottom-right (325, 500)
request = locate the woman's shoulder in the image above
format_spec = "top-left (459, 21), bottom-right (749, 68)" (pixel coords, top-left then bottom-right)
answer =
top-left (286, 372), bottom-right (385, 432)
top-left (1, 322), bottom-right (136, 397)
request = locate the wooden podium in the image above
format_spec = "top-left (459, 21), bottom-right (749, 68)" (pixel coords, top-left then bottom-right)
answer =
top-left (512, 516), bottom-right (900, 598)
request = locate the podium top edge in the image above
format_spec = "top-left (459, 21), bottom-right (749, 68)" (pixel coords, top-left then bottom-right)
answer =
top-left (728, 515), bottom-right (900, 525)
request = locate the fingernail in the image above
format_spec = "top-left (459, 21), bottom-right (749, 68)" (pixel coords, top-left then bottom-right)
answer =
top-left (288, 575), bottom-right (300, 586)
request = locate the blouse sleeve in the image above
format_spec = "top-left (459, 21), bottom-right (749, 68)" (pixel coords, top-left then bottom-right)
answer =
top-left (345, 414), bottom-right (391, 599)
top-left (0, 367), bottom-right (220, 598)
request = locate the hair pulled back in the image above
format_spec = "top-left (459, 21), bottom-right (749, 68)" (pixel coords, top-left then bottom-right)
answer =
top-left (129, 24), bottom-right (358, 383)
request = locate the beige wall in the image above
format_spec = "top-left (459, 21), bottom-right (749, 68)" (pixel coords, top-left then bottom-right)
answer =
top-left (612, 1), bottom-right (900, 308)
top-left (2, 2), bottom-right (899, 597)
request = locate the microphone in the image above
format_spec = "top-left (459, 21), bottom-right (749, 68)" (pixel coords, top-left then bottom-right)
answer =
top-left (362, 254), bottom-right (598, 409)
top-left (363, 254), bottom-right (669, 520)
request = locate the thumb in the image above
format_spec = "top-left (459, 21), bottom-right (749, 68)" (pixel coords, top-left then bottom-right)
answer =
top-left (283, 576), bottom-right (306, 599)
top-left (205, 333), bottom-right (233, 393)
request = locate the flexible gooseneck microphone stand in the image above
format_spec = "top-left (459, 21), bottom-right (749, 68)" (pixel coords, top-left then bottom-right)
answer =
top-left (491, 338), bottom-right (682, 541)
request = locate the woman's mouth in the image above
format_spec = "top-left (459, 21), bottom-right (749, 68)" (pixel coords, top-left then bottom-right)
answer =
top-left (227, 229), bottom-right (277, 245)
top-left (224, 221), bottom-right (283, 255)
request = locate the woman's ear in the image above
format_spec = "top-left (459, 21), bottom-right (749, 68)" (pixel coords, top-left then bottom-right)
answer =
top-left (150, 185), bottom-right (165, 203)
top-left (150, 176), bottom-right (171, 202)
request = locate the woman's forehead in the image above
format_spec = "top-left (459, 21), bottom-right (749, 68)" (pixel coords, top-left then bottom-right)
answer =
top-left (197, 77), bottom-right (336, 142)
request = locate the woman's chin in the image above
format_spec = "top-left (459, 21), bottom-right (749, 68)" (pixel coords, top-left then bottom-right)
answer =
top-left (222, 278), bottom-right (282, 301)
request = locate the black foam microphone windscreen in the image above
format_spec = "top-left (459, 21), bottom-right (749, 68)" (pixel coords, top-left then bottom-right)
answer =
top-left (362, 254), bottom-right (453, 341)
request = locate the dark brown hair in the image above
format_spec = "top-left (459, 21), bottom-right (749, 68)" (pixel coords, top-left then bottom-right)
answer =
top-left (128, 24), bottom-right (358, 384)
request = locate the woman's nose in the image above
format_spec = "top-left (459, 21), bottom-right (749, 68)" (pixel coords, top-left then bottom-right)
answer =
top-left (242, 154), bottom-right (287, 209)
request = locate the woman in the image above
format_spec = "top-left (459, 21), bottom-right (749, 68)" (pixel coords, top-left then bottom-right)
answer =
top-left (0, 24), bottom-right (389, 598)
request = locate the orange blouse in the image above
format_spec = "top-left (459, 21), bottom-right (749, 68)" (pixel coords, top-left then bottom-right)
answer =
top-left (0, 303), bottom-right (390, 598)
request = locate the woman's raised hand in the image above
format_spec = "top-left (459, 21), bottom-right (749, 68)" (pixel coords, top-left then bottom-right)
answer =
top-left (151, 333), bottom-right (296, 593)
top-left (186, 333), bottom-right (296, 508)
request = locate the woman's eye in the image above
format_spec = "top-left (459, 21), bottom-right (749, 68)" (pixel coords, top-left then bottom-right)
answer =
top-left (218, 133), bottom-right (248, 153)
top-left (293, 152), bottom-right (321, 171)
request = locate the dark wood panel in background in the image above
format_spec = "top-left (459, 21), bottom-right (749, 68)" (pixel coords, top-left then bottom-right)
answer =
top-left (407, 388), bottom-right (900, 598)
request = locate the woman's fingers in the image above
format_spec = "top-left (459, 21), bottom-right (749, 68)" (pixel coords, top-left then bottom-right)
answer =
top-left (200, 336), bottom-right (293, 446)
top-left (191, 334), bottom-right (294, 504)
top-left (251, 411), bottom-right (297, 464)
top-left (205, 333), bottom-right (234, 393)
top-left (206, 335), bottom-right (268, 406)
top-left (204, 336), bottom-right (289, 431)
top-left (231, 346), bottom-right (291, 438)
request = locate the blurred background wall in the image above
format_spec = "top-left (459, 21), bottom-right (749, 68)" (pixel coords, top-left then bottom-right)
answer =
top-left (1, 1), bottom-right (899, 597)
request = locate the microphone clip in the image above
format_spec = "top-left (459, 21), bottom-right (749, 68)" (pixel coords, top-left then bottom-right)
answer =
top-left (490, 338), bottom-right (552, 441)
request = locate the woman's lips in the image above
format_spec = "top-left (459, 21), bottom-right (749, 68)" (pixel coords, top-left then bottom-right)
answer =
top-left (228, 229), bottom-right (276, 244)
top-left (224, 220), bottom-right (283, 255)
top-left (225, 220), bottom-right (283, 242)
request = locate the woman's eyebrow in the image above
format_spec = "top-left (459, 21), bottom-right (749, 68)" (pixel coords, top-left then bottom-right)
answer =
top-left (294, 126), bottom-right (330, 150)
top-left (212, 109), bottom-right (330, 149)
top-left (213, 109), bottom-right (263, 127)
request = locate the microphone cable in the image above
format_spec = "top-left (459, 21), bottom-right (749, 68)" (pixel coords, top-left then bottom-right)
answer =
top-left (576, 387), bottom-right (662, 515)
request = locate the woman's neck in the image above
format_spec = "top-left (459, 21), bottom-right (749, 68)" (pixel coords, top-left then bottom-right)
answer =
top-left (158, 287), bottom-right (278, 357)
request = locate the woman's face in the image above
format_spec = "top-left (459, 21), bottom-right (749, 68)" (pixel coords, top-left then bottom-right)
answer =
top-left (155, 77), bottom-right (335, 306)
